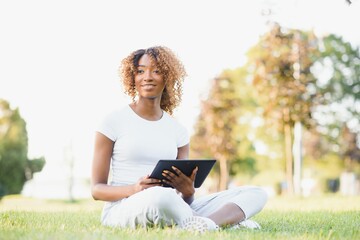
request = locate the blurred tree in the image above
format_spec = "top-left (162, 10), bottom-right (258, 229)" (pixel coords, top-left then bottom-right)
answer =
top-left (0, 99), bottom-right (45, 198)
top-left (342, 126), bottom-right (360, 172)
top-left (228, 67), bottom-right (285, 189)
top-left (191, 70), bottom-right (242, 190)
top-left (191, 66), bottom-right (286, 191)
top-left (246, 23), bottom-right (320, 194)
top-left (191, 24), bottom-right (360, 194)
top-left (312, 34), bottom-right (360, 173)
top-left (315, 35), bottom-right (360, 134)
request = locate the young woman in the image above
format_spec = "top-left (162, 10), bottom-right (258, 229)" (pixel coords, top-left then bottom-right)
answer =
top-left (91, 46), bottom-right (267, 233)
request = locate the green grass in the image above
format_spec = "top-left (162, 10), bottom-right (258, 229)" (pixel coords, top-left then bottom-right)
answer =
top-left (1, 195), bottom-right (359, 240)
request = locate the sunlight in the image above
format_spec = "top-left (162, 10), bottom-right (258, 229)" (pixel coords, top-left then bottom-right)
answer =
top-left (0, 0), bottom-right (359, 198)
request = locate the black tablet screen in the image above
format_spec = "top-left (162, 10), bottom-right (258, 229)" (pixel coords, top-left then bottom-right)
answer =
top-left (149, 159), bottom-right (216, 188)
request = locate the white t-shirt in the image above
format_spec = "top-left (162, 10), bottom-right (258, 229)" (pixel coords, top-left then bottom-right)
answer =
top-left (97, 105), bottom-right (189, 187)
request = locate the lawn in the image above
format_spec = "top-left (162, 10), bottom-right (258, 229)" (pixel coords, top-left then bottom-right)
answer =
top-left (0, 195), bottom-right (359, 240)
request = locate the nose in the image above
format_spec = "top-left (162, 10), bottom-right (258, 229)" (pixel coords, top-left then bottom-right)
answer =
top-left (144, 70), bottom-right (153, 81)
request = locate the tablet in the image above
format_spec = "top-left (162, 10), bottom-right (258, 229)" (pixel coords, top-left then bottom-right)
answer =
top-left (149, 159), bottom-right (216, 188)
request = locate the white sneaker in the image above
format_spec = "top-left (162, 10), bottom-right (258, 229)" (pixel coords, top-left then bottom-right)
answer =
top-left (230, 219), bottom-right (261, 230)
top-left (180, 216), bottom-right (219, 233)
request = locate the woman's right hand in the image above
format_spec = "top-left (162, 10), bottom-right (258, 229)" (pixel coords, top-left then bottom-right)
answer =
top-left (133, 175), bottom-right (162, 193)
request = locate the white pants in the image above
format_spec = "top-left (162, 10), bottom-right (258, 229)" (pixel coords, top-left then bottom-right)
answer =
top-left (101, 186), bottom-right (268, 228)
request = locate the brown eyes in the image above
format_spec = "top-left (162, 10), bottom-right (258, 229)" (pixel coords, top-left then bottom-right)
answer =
top-left (136, 69), bottom-right (161, 74)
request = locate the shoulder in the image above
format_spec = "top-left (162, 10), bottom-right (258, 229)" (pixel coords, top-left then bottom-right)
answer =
top-left (161, 113), bottom-right (188, 134)
top-left (96, 105), bottom-right (131, 141)
top-left (103, 105), bottom-right (131, 123)
top-left (97, 105), bottom-right (130, 130)
top-left (162, 112), bottom-right (185, 128)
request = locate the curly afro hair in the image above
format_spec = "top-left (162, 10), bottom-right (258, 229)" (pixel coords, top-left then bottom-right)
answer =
top-left (119, 46), bottom-right (186, 115)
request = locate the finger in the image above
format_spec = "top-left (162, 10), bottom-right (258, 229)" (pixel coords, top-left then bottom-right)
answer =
top-left (190, 166), bottom-right (198, 181)
top-left (144, 177), bottom-right (161, 185)
top-left (162, 170), bottom-right (176, 179)
top-left (149, 178), bottom-right (162, 184)
top-left (162, 179), bottom-right (174, 187)
top-left (162, 171), bottom-right (181, 185)
top-left (171, 166), bottom-right (183, 176)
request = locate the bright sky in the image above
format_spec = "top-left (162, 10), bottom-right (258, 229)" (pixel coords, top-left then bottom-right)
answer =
top-left (0, 0), bottom-right (359, 198)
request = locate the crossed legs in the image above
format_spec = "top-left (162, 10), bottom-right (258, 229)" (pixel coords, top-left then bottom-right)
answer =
top-left (102, 186), bottom-right (267, 229)
top-left (206, 202), bottom-right (245, 226)
top-left (191, 186), bottom-right (268, 227)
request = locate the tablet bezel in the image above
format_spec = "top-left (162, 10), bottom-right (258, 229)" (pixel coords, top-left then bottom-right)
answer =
top-left (149, 159), bottom-right (216, 188)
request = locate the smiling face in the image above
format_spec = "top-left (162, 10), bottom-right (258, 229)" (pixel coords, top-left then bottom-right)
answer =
top-left (134, 54), bottom-right (166, 100)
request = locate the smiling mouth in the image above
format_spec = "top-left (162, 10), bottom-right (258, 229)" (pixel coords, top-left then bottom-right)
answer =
top-left (142, 84), bottom-right (156, 89)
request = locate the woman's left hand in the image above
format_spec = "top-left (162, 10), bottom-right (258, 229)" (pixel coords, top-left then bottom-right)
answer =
top-left (162, 166), bottom-right (198, 198)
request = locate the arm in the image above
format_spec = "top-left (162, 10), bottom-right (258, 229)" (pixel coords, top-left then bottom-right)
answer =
top-left (177, 143), bottom-right (189, 159)
top-left (174, 144), bottom-right (197, 204)
top-left (91, 132), bottom-right (161, 201)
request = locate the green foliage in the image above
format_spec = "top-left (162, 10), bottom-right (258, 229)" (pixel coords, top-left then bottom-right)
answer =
top-left (313, 34), bottom-right (360, 169)
top-left (191, 69), bottom-right (245, 189)
top-left (0, 99), bottom-right (45, 198)
top-left (0, 196), bottom-right (359, 240)
top-left (317, 35), bottom-right (360, 103)
top-left (243, 23), bottom-right (360, 191)
top-left (246, 23), bottom-right (322, 194)
top-left (27, 157), bottom-right (46, 178)
top-left (247, 22), bottom-right (320, 130)
top-left (191, 23), bottom-right (360, 193)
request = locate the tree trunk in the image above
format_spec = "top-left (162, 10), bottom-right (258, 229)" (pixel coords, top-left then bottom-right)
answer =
top-left (284, 122), bottom-right (294, 195)
top-left (293, 121), bottom-right (303, 196)
top-left (283, 108), bottom-right (294, 195)
top-left (218, 156), bottom-right (229, 191)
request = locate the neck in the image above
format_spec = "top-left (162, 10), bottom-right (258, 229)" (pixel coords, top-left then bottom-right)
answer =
top-left (131, 99), bottom-right (163, 121)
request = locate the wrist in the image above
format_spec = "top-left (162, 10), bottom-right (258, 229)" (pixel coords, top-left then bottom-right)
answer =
top-left (182, 191), bottom-right (195, 204)
top-left (182, 188), bottom-right (195, 199)
top-left (132, 183), bottom-right (140, 195)
top-left (182, 191), bottom-right (195, 198)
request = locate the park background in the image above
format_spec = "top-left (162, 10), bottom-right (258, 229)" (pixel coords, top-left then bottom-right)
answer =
top-left (1, 0), bottom-right (360, 201)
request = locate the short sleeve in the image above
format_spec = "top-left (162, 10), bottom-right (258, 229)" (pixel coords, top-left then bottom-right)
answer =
top-left (177, 124), bottom-right (189, 147)
top-left (96, 112), bottom-right (118, 141)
